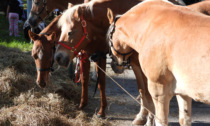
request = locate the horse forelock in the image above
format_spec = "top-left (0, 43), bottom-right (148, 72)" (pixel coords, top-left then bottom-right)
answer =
top-left (58, 3), bottom-right (94, 28)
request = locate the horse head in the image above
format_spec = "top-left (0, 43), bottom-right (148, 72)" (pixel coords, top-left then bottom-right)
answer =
top-left (55, 3), bottom-right (93, 67)
top-left (107, 8), bottom-right (134, 74)
top-left (29, 0), bottom-right (51, 28)
top-left (29, 30), bottom-right (56, 88)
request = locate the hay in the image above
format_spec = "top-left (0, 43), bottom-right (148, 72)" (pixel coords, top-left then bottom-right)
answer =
top-left (0, 45), bottom-right (113, 126)
top-left (0, 46), bottom-right (81, 125)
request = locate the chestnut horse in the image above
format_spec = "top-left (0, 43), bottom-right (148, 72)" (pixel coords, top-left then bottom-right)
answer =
top-left (55, 0), bottom-right (185, 125)
top-left (28, 0), bottom-right (90, 27)
top-left (107, 0), bottom-right (210, 125)
top-left (28, 15), bottom-right (61, 88)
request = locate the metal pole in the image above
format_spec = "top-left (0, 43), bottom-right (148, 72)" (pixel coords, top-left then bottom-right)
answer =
top-left (27, 0), bottom-right (32, 19)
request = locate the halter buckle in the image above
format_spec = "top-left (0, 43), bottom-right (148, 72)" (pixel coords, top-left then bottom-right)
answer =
top-left (71, 47), bottom-right (76, 52)
top-left (86, 34), bottom-right (90, 41)
top-left (81, 20), bottom-right (87, 27)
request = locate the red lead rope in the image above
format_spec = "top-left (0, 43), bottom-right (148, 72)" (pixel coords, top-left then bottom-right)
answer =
top-left (75, 52), bottom-right (87, 83)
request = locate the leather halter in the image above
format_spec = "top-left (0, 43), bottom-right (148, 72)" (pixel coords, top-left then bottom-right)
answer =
top-left (36, 32), bottom-right (55, 72)
top-left (31, 0), bottom-right (49, 21)
top-left (108, 16), bottom-right (134, 66)
top-left (58, 15), bottom-right (90, 56)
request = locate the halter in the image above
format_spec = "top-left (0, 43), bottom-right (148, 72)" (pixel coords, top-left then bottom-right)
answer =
top-left (31, 0), bottom-right (49, 21)
top-left (36, 32), bottom-right (55, 72)
top-left (58, 15), bottom-right (90, 56)
top-left (108, 16), bottom-right (134, 66)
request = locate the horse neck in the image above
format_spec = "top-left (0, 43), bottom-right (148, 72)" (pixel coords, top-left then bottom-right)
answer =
top-left (41, 15), bottom-right (61, 38)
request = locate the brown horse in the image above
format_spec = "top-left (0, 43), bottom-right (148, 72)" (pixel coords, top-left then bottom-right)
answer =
top-left (28, 15), bottom-right (62, 88)
top-left (54, 0), bottom-right (185, 125)
top-left (28, 0), bottom-right (90, 27)
top-left (107, 0), bottom-right (210, 125)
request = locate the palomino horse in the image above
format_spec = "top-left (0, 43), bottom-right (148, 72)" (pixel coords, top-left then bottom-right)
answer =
top-left (107, 0), bottom-right (210, 125)
top-left (28, 0), bottom-right (90, 28)
top-left (108, 0), bottom-right (210, 125)
top-left (28, 15), bottom-right (61, 88)
top-left (55, 0), bottom-right (184, 125)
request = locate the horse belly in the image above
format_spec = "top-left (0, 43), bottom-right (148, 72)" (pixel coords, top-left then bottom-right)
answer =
top-left (172, 55), bottom-right (210, 104)
top-left (174, 78), bottom-right (210, 104)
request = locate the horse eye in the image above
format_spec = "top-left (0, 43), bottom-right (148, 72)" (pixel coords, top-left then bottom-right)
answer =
top-left (68, 31), bottom-right (74, 36)
top-left (32, 53), bottom-right (38, 59)
top-left (34, 1), bottom-right (40, 5)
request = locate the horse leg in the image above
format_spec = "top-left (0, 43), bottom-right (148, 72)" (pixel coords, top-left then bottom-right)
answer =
top-left (95, 58), bottom-right (107, 117)
top-left (134, 90), bottom-right (155, 126)
top-left (130, 53), bottom-right (155, 125)
top-left (148, 81), bottom-right (173, 126)
top-left (78, 58), bottom-right (90, 110)
top-left (176, 95), bottom-right (192, 126)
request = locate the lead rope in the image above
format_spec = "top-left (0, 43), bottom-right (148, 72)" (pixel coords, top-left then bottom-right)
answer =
top-left (94, 64), bottom-right (167, 126)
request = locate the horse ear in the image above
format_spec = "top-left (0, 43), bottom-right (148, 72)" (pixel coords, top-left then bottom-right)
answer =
top-left (107, 8), bottom-right (114, 24)
top-left (68, 3), bottom-right (73, 9)
top-left (28, 30), bottom-right (39, 41)
top-left (49, 32), bottom-right (56, 43)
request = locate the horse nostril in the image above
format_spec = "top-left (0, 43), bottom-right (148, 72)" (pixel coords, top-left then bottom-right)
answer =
top-left (36, 80), bottom-right (46, 88)
top-left (40, 82), bottom-right (46, 88)
top-left (56, 55), bottom-right (61, 63)
top-left (64, 57), bottom-right (69, 66)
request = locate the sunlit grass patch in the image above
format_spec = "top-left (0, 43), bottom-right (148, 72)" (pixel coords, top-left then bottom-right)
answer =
top-left (0, 41), bottom-right (32, 52)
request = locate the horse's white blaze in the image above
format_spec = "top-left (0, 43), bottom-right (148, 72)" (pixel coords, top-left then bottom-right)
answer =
top-left (38, 49), bottom-right (43, 60)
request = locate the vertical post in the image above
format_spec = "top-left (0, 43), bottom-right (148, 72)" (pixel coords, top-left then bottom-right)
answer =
top-left (27, 0), bottom-right (32, 19)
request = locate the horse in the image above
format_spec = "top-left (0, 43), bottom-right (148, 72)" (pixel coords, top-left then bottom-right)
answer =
top-left (54, 0), bottom-right (185, 125)
top-left (28, 0), bottom-right (90, 28)
top-left (107, 0), bottom-right (210, 125)
top-left (28, 15), bottom-right (61, 88)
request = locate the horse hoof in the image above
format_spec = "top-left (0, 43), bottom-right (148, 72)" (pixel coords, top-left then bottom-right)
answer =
top-left (132, 118), bottom-right (147, 126)
top-left (78, 102), bottom-right (88, 110)
top-left (96, 113), bottom-right (106, 119)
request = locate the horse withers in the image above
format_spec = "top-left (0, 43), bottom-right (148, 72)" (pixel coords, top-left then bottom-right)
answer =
top-left (107, 0), bottom-right (210, 125)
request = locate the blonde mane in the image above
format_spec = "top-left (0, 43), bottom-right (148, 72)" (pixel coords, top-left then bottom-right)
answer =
top-left (58, 1), bottom-right (95, 28)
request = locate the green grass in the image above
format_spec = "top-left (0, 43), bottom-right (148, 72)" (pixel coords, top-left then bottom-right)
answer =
top-left (0, 14), bottom-right (32, 52)
top-left (0, 41), bottom-right (32, 52)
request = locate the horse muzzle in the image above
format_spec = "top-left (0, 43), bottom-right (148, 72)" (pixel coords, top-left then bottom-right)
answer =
top-left (55, 53), bottom-right (70, 67)
top-left (36, 80), bottom-right (47, 88)
top-left (111, 61), bottom-right (124, 74)
top-left (28, 14), bottom-right (39, 28)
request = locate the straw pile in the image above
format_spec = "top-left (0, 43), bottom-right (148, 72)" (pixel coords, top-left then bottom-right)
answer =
top-left (0, 46), bottom-right (111, 126)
